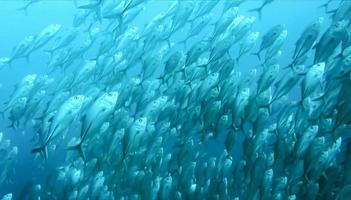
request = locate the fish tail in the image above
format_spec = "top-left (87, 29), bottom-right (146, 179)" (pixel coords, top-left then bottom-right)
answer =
top-left (7, 121), bottom-right (16, 130)
top-left (67, 142), bottom-right (86, 161)
top-left (318, 3), bottom-right (328, 12)
top-left (283, 62), bottom-right (293, 70)
top-left (31, 145), bottom-right (48, 160)
top-left (248, 6), bottom-right (263, 20)
top-left (251, 52), bottom-right (261, 60)
top-left (17, 5), bottom-right (29, 16)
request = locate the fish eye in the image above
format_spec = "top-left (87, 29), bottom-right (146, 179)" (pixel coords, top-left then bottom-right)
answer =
top-left (74, 96), bottom-right (79, 100)
top-left (108, 93), bottom-right (113, 96)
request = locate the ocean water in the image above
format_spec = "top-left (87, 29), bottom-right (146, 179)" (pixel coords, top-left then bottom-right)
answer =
top-left (0, 0), bottom-right (349, 199)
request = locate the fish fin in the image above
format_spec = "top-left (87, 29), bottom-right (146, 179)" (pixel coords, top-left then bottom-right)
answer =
top-left (8, 120), bottom-right (20, 130)
top-left (326, 8), bottom-right (337, 15)
top-left (7, 122), bottom-right (16, 130)
top-left (248, 6), bottom-right (263, 20)
top-left (31, 145), bottom-right (48, 160)
top-left (318, 2), bottom-right (328, 11)
top-left (283, 63), bottom-right (293, 70)
top-left (67, 142), bottom-right (86, 161)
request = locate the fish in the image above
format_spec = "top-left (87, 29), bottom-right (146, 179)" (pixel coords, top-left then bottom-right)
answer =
top-left (9, 35), bottom-right (36, 64)
top-left (2, 74), bottom-right (37, 114)
top-left (68, 92), bottom-right (119, 160)
top-left (32, 24), bottom-right (62, 51)
top-left (31, 95), bottom-right (89, 159)
top-left (185, 40), bottom-right (211, 67)
top-left (295, 125), bottom-right (319, 158)
top-left (293, 18), bottom-right (323, 60)
top-left (272, 65), bottom-right (304, 103)
top-left (211, 7), bottom-right (239, 41)
top-left (236, 31), bottom-right (260, 62)
top-left (18, 0), bottom-right (42, 15)
top-left (122, 117), bottom-right (148, 158)
top-left (314, 20), bottom-right (348, 63)
top-left (301, 62), bottom-right (325, 99)
top-left (179, 13), bottom-right (214, 47)
top-left (253, 24), bottom-right (286, 60)
top-left (45, 28), bottom-right (79, 55)
top-left (192, 1), bottom-right (218, 19)
top-left (257, 64), bottom-right (280, 94)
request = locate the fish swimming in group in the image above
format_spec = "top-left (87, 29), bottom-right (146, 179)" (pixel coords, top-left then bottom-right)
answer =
top-left (0, 0), bottom-right (350, 199)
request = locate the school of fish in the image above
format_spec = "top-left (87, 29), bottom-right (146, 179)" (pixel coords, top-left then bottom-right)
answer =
top-left (0, 0), bottom-right (351, 199)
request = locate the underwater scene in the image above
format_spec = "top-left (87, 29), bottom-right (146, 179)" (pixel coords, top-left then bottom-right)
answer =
top-left (0, 0), bottom-right (351, 199)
